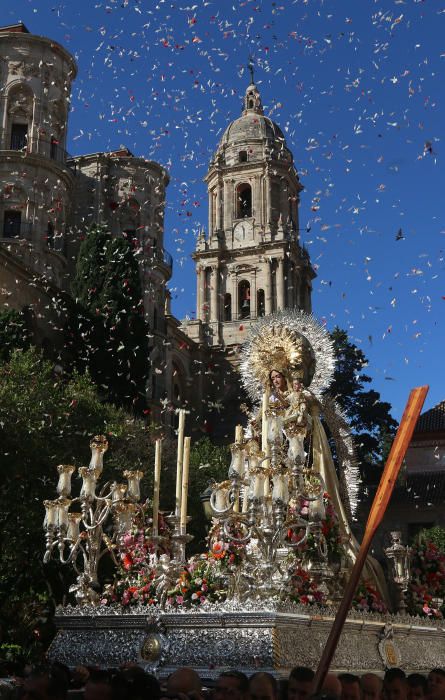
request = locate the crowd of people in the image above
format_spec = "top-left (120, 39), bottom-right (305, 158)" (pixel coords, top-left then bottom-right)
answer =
top-left (1, 663), bottom-right (444, 700)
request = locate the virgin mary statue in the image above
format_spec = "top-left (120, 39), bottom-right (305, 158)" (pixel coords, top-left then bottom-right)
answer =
top-left (238, 309), bottom-right (389, 605)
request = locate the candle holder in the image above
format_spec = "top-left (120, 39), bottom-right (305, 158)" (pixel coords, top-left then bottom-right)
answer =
top-left (208, 411), bottom-right (328, 600)
top-left (43, 436), bottom-right (145, 606)
top-left (384, 531), bottom-right (412, 613)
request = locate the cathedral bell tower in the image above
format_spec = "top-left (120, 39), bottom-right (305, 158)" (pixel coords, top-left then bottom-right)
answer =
top-left (185, 72), bottom-right (315, 355)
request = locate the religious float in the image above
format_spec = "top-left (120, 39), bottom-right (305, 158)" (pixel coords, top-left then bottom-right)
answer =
top-left (43, 311), bottom-right (445, 678)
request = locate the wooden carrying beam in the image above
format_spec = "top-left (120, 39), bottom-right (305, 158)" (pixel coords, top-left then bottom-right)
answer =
top-left (313, 385), bottom-right (429, 692)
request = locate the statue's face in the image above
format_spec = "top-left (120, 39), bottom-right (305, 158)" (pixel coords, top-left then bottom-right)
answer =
top-left (270, 370), bottom-right (286, 391)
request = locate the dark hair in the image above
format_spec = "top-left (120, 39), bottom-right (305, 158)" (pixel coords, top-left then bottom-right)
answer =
top-left (219, 671), bottom-right (249, 693)
top-left (339, 675), bottom-right (360, 685)
top-left (25, 665), bottom-right (69, 699)
top-left (250, 672), bottom-right (278, 696)
top-left (430, 670), bottom-right (445, 679)
top-left (290, 668), bottom-right (315, 683)
top-left (407, 675), bottom-right (427, 693)
top-left (384, 669), bottom-right (407, 684)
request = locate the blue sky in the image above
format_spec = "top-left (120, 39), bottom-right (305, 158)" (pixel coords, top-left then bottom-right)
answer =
top-left (6, 0), bottom-right (444, 421)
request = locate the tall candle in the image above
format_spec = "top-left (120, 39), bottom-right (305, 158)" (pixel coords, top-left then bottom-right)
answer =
top-left (235, 424), bottom-right (243, 443)
top-left (152, 439), bottom-right (162, 537)
top-left (175, 409), bottom-right (186, 517)
top-left (180, 436), bottom-right (191, 531)
top-left (261, 391), bottom-right (271, 498)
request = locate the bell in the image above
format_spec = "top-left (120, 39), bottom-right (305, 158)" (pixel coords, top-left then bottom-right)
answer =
top-left (242, 298), bottom-right (250, 310)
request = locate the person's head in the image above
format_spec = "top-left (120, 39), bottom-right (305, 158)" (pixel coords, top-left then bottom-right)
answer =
top-left (120, 667), bottom-right (161, 700)
top-left (339, 674), bottom-right (361, 700)
top-left (322, 675), bottom-right (342, 700)
top-left (269, 370), bottom-right (287, 392)
top-left (166, 668), bottom-right (203, 700)
top-left (428, 670), bottom-right (445, 700)
top-left (83, 670), bottom-right (116, 700)
top-left (361, 674), bottom-right (382, 700)
top-left (21, 665), bottom-right (69, 700)
top-left (288, 667), bottom-right (315, 700)
top-left (383, 669), bottom-right (407, 700)
top-left (249, 672), bottom-right (278, 700)
top-left (214, 671), bottom-right (248, 700)
top-left (407, 675), bottom-right (427, 700)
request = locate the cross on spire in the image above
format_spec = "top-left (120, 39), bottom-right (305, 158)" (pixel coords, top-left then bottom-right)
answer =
top-left (248, 55), bottom-right (255, 85)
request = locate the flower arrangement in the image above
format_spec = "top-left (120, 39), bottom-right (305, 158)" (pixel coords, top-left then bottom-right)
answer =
top-left (405, 535), bottom-right (445, 619)
top-left (352, 580), bottom-right (387, 613)
top-left (286, 493), bottom-right (344, 562)
top-left (287, 562), bottom-right (325, 606)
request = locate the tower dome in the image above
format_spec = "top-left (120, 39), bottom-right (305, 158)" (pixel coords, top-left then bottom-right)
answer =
top-left (214, 79), bottom-right (293, 168)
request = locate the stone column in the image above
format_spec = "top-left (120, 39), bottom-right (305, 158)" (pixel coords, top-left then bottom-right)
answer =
top-left (196, 265), bottom-right (203, 320)
top-left (277, 258), bottom-right (285, 310)
top-left (265, 259), bottom-right (272, 315)
top-left (267, 174), bottom-right (273, 225)
top-left (251, 271), bottom-right (257, 318)
top-left (223, 180), bottom-right (230, 231)
top-left (216, 184), bottom-right (222, 231)
top-left (210, 264), bottom-right (219, 322)
top-left (208, 190), bottom-right (213, 237)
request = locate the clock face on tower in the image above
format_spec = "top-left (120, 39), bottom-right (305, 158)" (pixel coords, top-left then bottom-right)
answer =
top-left (233, 220), bottom-right (253, 248)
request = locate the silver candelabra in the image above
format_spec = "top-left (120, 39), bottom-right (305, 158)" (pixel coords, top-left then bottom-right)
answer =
top-left (43, 435), bottom-right (146, 605)
top-left (209, 404), bottom-right (328, 599)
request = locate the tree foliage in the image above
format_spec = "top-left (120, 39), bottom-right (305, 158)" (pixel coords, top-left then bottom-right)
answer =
top-left (328, 327), bottom-right (398, 485)
top-left (0, 308), bottom-right (31, 363)
top-left (68, 225), bottom-right (150, 412)
top-left (0, 348), bottom-right (155, 660)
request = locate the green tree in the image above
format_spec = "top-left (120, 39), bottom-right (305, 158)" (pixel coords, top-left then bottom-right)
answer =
top-left (0, 308), bottom-right (31, 363)
top-left (328, 327), bottom-right (398, 485)
top-left (0, 347), bottom-right (156, 660)
top-left (70, 225), bottom-right (150, 412)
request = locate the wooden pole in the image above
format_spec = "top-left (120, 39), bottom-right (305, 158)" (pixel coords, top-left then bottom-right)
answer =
top-left (313, 385), bottom-right (428, 692)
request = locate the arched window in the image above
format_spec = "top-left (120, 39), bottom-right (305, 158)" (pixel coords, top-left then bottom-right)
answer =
top-left (7, 84), bottom-right (33, 151)
top-left (257, 289), bottom-right (265, 317)
top-left (239, 151), bottom-right (247, 163)
top-left (3, 210), bottom-right (21, 238)
top-left (238, 280), bottom-right (250, 319)
top-left (224, 293), bottom-right (232, 321)
top-left (237, 183), bottom-right (252, 218)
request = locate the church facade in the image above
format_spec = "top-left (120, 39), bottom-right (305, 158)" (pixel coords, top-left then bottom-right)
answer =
top-left (0, 23), bottom-right (314, 436)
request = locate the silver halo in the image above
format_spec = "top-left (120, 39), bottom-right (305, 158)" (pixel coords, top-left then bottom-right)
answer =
top-left (239, 310), bottom-right (336, 401)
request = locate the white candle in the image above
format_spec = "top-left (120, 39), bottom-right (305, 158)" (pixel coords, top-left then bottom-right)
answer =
top-left (152, 439), bottom-right (162, 537)
top-left (44, 500), bottom-right (58, 528)
top-left (261, 392), bottom-right (271, 497)
top-left (124, 470), bottom-right (144, 500)
top-left (67, 513), bottom-right (82, 541)
top-left (89, 435), bottom-right (108, 475)
top-left (56, 465), bottom-right (75, 497)
top-left (57, 498), bottom-right (70, 528)
top-left (253, 473), bottom-right (265, 499)
top-left (235, 424), bottom-right (243, 443)
top-left (180, 436), bottom-right (191, 531)
top-left (111, 482), bottom-right (127, 503)
top-left (79, 467), bottom-right (98, 499)
top-left (175, 410), bottom-right (186, 517)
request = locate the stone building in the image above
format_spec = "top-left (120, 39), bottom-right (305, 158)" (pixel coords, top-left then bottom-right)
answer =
top-left (0, 22), bottom-right (77, 291)
top-left (376, 400), bottom-right (445, 549)
top-left (183, 78), bottom-right (315, 356)
top-left (0, 23), bottom-right (314, 434)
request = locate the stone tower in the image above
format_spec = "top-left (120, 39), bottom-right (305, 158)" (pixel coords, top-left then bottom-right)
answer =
top-left (0, 23), bottom-right (77, 289)
top-left (184, 75), bottom-right (315, 355)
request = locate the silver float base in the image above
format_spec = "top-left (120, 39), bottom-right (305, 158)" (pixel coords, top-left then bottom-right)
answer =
top-left (48, 600), bottom-right (445, 678)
